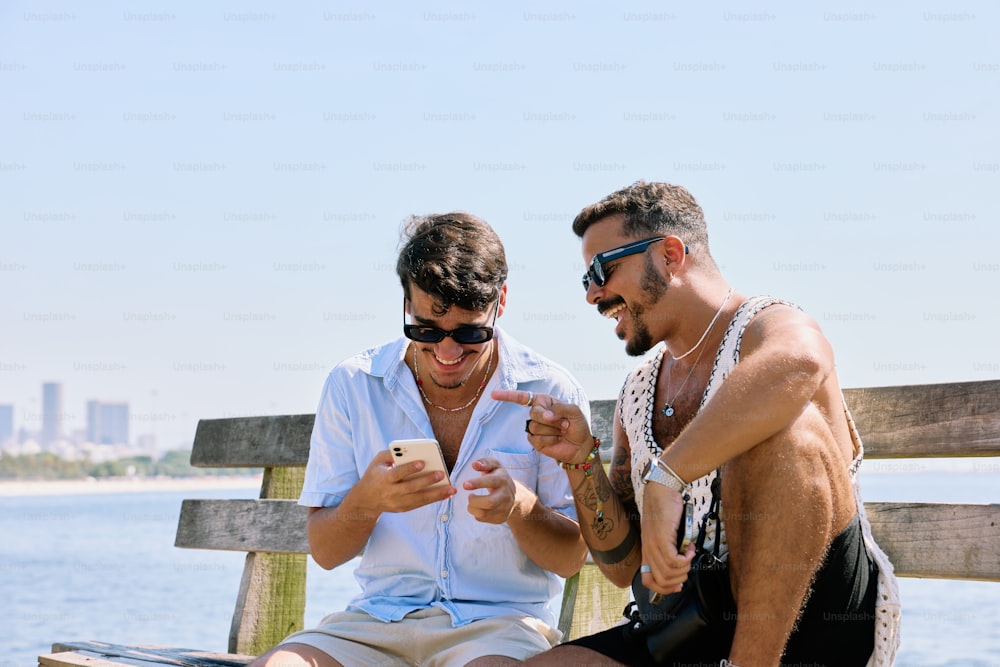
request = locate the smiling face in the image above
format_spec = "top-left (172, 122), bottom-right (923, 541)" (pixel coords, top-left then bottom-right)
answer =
top-left (405, 284), bottom-right (504, 389)
top-left (581, 215), bottom-right (673, 356)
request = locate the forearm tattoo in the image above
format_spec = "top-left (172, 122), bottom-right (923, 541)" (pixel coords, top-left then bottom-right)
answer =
top-left (591, 521), bottom-right (639, 564)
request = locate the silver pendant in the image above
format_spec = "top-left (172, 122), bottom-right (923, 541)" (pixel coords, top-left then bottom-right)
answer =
top-left (662, 405), bottom-right (675, 417)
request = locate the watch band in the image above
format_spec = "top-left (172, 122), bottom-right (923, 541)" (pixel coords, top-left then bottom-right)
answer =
top-left (642, 460), bottom-right (690, 494)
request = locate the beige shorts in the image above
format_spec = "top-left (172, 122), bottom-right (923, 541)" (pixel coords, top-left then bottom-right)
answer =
top-left (278, 607), bottom-right (561, 666)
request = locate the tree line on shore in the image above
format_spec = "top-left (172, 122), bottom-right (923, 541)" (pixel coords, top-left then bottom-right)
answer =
top-left (0, 449), bottom-right (257, 480)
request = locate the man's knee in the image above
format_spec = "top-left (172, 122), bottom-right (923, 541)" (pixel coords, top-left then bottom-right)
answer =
top-left (251, 643), bottom-right (340, 667)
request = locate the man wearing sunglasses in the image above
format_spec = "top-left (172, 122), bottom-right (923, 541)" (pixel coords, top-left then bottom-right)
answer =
top-left (496, 181), bottom-right (899, 667)
top-left (253, 212), bottom-right (590, 667)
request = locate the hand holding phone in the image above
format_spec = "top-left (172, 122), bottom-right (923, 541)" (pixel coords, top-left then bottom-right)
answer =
top-left (650, 497), bottom-right (695, 604)
top-left (389, 438), bottom-right (452, 489)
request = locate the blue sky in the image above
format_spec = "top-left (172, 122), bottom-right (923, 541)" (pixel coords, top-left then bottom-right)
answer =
top-left (2, 1), bottom-right (998, 451)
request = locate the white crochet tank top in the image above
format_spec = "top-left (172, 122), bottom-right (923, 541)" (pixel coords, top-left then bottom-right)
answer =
top-left (618, 295), bottom-right (900, 666)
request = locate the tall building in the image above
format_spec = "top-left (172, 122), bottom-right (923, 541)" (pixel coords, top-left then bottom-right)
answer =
top-left (42, 382), bottom-right (63, 446)
top-left (0, 404), bottom-right (13, 446)
top-left (86, 400), bottom-right (130, 445)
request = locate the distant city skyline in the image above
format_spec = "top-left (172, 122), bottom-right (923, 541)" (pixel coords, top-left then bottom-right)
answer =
top-left (1, 382), bottom-right (152, 459)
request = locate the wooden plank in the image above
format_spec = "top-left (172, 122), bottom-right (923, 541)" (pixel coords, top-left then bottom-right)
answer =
top-left (845, 380), bottom-right (1000, 458)
top-left (185, 381), bottom-right (1000, 468)
top-left (173, 498), bottom-right (1000, 581)
top-left (229, 467), bottom-right (307, 655)
top-left (41, 642), bottom-right (252, 667)
top-left (556, 571), bottom-right (580, 640)
top-left (865, 501), bottom-right (1000, 581)
top-left (41, 652), bottom-right (136, 667)
top-left (191, 415), bottom-right (314, 468)
top-left (564, 562), bottom-right (630, 641)
top-left (175, 499), bottom-right (309, 553)
top-left (600, 382), bottom-right (1000, 458)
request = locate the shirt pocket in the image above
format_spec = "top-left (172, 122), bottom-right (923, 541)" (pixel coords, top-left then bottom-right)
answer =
top-left (487, 449), bottom-right (539, 491)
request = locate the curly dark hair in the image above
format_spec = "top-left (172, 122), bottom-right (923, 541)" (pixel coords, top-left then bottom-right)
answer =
top-left (572, 180), bottom-right (711, 252)
top-left (396, 212), bottom-right (508, 315)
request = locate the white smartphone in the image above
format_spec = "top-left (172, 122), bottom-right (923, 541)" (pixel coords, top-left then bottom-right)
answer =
top-left (388, 438), bottom-right (452, 489)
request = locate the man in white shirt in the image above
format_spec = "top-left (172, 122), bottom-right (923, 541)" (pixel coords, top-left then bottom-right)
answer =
top-left (251, 212), bottom-right (590, 667)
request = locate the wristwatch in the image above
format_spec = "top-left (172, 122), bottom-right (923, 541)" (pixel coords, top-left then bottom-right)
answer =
top-left (642, 460), bottom-right (690, 494)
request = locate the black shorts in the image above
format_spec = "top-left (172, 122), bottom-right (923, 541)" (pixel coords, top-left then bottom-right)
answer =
top-left (564, 513), bottom-right (878, 667)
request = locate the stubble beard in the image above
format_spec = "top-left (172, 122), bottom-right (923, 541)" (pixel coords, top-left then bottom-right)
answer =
top-left (426, 345), bottom-right (489, 389)
top-left (623, 254), bottom-right (669, 357)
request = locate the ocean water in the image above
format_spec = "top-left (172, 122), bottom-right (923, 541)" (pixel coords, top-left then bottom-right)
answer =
top-left (2, 471), bottom-right (997, 667)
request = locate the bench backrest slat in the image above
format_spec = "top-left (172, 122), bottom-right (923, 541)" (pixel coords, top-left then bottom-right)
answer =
top-left (588, 379), bottom-right (1000, 460)
top-left (191, 415), bottom-right (314, 468)
top-left (175, 498), bottom-right (1000, 581)
top-left (845, 380), bottom-right (1000, 458)
top-left (175, 499), bottom-right (309, 553)
top-left (190, 380), bottom-right (1000, 468)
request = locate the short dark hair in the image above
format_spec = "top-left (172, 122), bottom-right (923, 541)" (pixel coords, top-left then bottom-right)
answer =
top-left (396, 212), bottom-right (508, 314)
top-left (572, 180), bottom-right (710, 251)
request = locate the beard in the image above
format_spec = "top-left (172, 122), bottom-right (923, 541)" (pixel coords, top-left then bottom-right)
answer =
top-left (622, 254), bottom-right (669, 356)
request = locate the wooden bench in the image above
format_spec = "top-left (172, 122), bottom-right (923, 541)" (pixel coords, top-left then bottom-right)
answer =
top-left (40, 379), bottom-right (1000, 667)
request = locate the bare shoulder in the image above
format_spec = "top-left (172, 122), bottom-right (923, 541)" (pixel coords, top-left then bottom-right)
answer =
top-left (743, 302), bottom-right (826, 347)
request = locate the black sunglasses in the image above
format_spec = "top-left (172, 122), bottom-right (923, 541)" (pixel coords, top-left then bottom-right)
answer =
top-left (403, 299), bottom-right (499, 344)
top-left (582, 237), bottom-right (666, 291)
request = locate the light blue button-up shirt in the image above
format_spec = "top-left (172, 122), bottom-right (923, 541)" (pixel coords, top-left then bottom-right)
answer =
top-left (299, 328), bottom-right (590, 627)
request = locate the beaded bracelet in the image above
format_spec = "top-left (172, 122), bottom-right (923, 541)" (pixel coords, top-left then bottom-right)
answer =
top-left (560, 438), bottom-right (601, 470)
top-left (561, 438), bottom-right (604, 521)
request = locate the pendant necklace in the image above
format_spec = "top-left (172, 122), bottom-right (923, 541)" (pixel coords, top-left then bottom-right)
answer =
top-left (413, 343), bottom-right (493, 413)
top-left (662, 289), bottom-right (733, 417)
top-left (661, 339), bottom-right (710, 417)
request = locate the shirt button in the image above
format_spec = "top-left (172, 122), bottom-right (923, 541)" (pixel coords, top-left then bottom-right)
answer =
top-left (440, 513), bottom-right (449, 522)
top-left (441, 570), bottom-right (449, 578)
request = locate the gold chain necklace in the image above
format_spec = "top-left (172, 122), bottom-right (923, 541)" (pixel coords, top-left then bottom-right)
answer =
top-left (413, 343), bottom-right (493, 413)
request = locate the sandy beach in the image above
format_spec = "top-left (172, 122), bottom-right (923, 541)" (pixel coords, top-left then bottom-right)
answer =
top-left (0, 475), bottom-right (263, 497)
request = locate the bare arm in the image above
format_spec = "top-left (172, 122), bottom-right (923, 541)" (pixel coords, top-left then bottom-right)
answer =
top-left (306, 449), bottom-right (456, 569)
top-left (640, 305), bottom-right (837, 596)
top-left (571, 409), bottom-right (645, 587)
top-left (492, 388), bottom-right (671, 588)
top-left (663, 305), bottom-right (836, 482)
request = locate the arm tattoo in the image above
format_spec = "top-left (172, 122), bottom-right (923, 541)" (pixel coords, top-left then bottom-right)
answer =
top-left (590, 522), bottom-right (640, 564)
top-left (609, 448), bottom-right (635, 506)
top-left (573, 469), bottom-right (615, 510)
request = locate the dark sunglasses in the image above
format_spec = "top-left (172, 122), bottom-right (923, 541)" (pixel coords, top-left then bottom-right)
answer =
top-left (403, 299), bottom-right (499, 344)
top-left (582, 237), bottom-right (666, 290)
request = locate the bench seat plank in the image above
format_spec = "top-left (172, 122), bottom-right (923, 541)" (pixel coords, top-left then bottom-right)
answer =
top-left (41, 642), bottom-right (252, 667)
